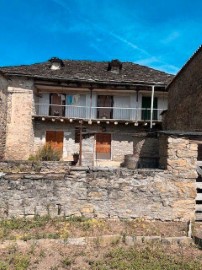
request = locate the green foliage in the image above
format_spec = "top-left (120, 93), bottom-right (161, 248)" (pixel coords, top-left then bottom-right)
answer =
top-left (0, 215), bottom-right (53, 240)
top-left (0, 215), bottom-right (51, 231)
top-left (28, 143), bottom-right (61, 161)
top-left (0, 262), bottom-right (8, 270)
top-left (66, 215), bottom-right (89, 223)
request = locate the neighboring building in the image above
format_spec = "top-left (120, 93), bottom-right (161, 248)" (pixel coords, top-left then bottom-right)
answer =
top-left (165, 45), bottom-right (202, 131)
top-left (159, 45), bottom-right (202, 220)
top-left (0, 58), bottom-right (173, 166)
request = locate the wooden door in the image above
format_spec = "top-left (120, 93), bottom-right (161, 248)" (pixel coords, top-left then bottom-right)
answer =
top-left (96, 133), bottom-right (111, 159)
top-left (50, 94), bottom-right (63, 116)
top-left (46, 131), bottom-right (64, 156)
top-left (97, 95), bottom-right (113, 119)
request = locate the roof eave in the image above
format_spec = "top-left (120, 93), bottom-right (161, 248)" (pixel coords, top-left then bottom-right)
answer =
top-left (3, 72), bottom-right (168, 87)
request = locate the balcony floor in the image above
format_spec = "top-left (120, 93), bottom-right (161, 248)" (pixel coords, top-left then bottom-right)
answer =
top-left (32, 115), bottom-right (162, 127)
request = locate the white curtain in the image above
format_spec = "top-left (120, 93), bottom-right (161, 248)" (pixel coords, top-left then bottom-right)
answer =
top-left (113, 96), bottom-right (130, 120)
top-left (38, 93), bottom-right (49, 116)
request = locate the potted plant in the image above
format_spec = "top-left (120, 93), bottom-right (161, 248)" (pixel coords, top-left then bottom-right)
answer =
top-left (73, 152), bottom-right (79, 164)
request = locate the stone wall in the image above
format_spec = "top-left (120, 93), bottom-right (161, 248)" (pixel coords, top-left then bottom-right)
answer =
top-left (0, 160), bottom-right (70, 173)
top-left (165, 48), bottom-right (202, 131)
top-left (0, 75), bottom-right (8, 160)
top-left (0, 166), bottom-right (196, 221)
top-left (5, 78), bottom-right (35, 160)
top-left (159, 135), bottom-right (198, 178)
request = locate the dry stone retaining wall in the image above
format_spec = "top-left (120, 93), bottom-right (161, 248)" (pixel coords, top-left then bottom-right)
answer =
top-left (0, 166), bottom-right (196, 221)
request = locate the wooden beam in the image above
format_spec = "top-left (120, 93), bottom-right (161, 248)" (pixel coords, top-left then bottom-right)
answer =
top-left (79, 122), bottom-right (83, 166)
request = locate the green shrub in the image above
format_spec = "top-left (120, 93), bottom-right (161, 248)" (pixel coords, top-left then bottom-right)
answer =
top-left (0, 261), bottom-right (8, 270)
top-left (28, 144), bottom-right (61, 161)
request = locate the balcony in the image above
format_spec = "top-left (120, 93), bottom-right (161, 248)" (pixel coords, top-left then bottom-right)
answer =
top-left (33, 103), bottom-right (165, 123)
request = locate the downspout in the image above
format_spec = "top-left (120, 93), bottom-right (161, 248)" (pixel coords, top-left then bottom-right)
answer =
top-left (150, 85), bottom-right (155, 129)
top-left (89, 86), bottom-right (93, 121)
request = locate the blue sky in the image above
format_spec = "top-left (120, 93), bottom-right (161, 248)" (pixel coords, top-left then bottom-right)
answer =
top-left (0, 0), bottom-right (201, 74)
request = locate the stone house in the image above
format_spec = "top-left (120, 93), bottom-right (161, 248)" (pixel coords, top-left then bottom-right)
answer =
top-left (161, 45), bottom-right (202, 165)
top-left (0, 58), bottom-right (173, 166)
top-left (159, 45), bottom-right (202, 220)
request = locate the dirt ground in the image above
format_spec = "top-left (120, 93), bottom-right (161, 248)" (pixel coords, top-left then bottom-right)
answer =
top-left (0, 217), bottom-right (201, 269)
top-left (0, 240), bottom-right (202, 270)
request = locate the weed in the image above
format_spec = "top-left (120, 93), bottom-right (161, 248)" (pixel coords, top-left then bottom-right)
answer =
top-left (28, 242), bottom-right (37, 255)
top-left (50, 266), bottom-right (59, 270)
top-left (9, 253), bottom-right (30, 270)
top-left (110, 236), bottom-right (121, 246)
top-left (0, 261), bottom-right (8, 270)
top-left (94, 246), bottom-right (202, 270)
top-left (21, 234), bottom-right (32, 241)
top-left (62, 257), bottom-right (72, 268)
top-left (28, 144), bottom-right (61, 161)
top-left (7, 243), bottom-right (17, 254)
top-left (47, 233), bottom-right (60, 239)
top-left (66, 215), bottom-right (88, 223)
top-left (94, 237), bottom-right (101, 249)
top-left (39, 249), bottom-right (46, 258)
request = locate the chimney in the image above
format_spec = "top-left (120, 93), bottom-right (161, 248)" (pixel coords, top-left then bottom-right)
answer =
top-left (49, 57), bottom-right (64, 70)
top-left (107, 59), bottom-right (122, 74)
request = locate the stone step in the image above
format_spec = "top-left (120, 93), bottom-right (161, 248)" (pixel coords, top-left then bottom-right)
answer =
top-left (196, 212), bottom-right (202, 221)
top-left (196, 182), bottom-right (202, 189)
top-left (195, 204), bottom-right (202, 211)
top-left (196, 193), bottom-right (202, 200)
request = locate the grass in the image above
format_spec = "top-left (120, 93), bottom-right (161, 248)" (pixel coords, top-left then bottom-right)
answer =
top-left (0, 244), bottom-right (201, 270)
top-left (0, 215), bottom-right (106, 240)
top-left (0, 216), bottom-right (189, 241)
top-left (89, 246), bottom-right (202, 270)
top-left (0, 216), bottom-right (201, 269)
top-left (0, 253), bottom-right (30, 270)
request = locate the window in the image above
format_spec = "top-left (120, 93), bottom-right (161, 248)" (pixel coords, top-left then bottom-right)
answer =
top-left (141, 96), bottom-right (158, 120)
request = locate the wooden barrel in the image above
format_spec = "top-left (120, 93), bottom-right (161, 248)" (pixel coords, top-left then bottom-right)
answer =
top-left (124, 154), bottom-right (138, 169)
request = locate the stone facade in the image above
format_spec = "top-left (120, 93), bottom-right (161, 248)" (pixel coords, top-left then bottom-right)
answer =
top-left (0, 166), bottom-right (196, 221)
top-left (0, 76), bottom-right (8, 160)
top-left (165, 47), bottom-right (202, 131)
top-left (5, 78), bottom-right (35, 160)
top-left (34, 121), bottom-right (135, 166)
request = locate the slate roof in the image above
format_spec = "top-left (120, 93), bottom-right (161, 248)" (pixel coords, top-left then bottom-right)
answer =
top-left (0, 59), bottom-right (174, 85)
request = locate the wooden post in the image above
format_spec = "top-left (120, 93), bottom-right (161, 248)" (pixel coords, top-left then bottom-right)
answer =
top-left (79, 121), bottom-right (83, 166)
